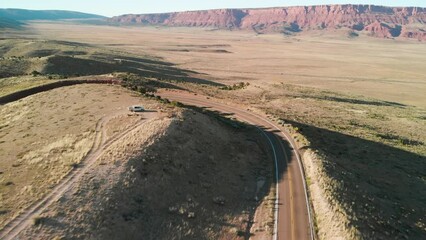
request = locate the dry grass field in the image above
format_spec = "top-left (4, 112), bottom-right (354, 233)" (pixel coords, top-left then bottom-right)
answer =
top-left (0, 84), bottom-right (158, 228)
top-left (1, 21), bottom-right (425, 239)
top-left (16, 109), bottom-right (273, 239)
top-left (0, 76), bottom-right (54, 97)
top-left (16, 22), bottom-right (426, 108)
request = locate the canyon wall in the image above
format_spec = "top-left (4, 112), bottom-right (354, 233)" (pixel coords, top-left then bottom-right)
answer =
top-left (110, 5), bottom-right (426, 40)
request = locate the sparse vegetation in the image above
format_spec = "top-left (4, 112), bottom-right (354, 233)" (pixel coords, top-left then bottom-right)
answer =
top-left (31, 70), bottom-right (41, 76)
top-left (4, 181), bottom-right (14, 186)
top-left (170, 78), bottom-right (425, 239)
top-left (118, 73), bottom-right (157, 93)
top-left (19, 108), bottom-right (271, 239)
top-left (69, 162), bottom-right (79, 168)
top-left (0, 38), bottom-right (212, 87)
top-left (219, 82), bottom-right (249, 90)
top-left (183, 104), bottom-right (247, 129)
top-left (32, 216), bottom-right (46, 226)
top-left (1, 19), bottom-right (426, 240)
top-left (243, 84), bottom-right (425, 239)
top-left (0, 84), bottom-right (158, 229)
top-left (170, 100), bottom-right (183, 107)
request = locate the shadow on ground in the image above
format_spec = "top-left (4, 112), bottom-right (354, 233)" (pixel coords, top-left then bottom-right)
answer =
top-left (74, 110), bottom-right (275, 239)
top-left (306, 95), bottom-right (406, 107)
top-left (43, 54), bottom-right (222, 87)
top-left (0, 38), bottom-right (222, 87)
top-left (285, 120), bottom-right (425, 239)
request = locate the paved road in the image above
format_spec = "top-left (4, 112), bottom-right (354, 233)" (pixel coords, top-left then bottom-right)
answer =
top-left (158, 90), bottom-right (314, 240)
top-left (0, 110), bottom-right (157, 240)
top-left (0, 80), bottom-right (313, 239)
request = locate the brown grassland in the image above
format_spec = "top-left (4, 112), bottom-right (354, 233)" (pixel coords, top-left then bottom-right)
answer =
top-left (21, 22), bottom-right (426, 107)
top-left (0, 84), bottom-right (158, 228)
top-left (1, 21), bottom-right (425, 239)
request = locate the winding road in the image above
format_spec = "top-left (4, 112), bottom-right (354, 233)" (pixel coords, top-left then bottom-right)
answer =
top-left (157, 89), bottom-right (314, 240)
top-left (0, 81), bottom-right (314, 239)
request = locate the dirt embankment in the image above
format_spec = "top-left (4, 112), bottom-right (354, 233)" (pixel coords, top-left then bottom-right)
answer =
top-left (17, 109), bottom-right (274, 239)
top-left (302, 150), bottom-right (356, 239)
top-left (0, 79), bottom-right (120, 104)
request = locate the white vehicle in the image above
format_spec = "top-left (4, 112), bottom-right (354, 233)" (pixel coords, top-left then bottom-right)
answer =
top-left (128, 105), bottom-right (145, 112)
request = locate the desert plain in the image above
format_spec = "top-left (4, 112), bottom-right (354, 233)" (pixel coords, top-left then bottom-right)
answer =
top-left (0, 19), bottom-right (425, 239)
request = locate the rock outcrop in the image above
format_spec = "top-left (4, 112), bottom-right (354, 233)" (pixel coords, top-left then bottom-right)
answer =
top-left (110, 4), bottom-right (426, 41)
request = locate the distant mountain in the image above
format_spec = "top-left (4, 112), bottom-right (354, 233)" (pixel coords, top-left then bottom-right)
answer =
top-left (0, 17), bottom-right (24, 29)
top-left (0, 8), bottom-right (105, 21)
top-left (110, 4), bottom-right (426, 41)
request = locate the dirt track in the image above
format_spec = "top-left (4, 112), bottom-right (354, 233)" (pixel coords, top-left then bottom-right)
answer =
top-left (0, 109), bottom-right (157, 240)
top-left (157, 89), bottom-right (314, 240)
top-left (0, 81), bottom-right (313, 239)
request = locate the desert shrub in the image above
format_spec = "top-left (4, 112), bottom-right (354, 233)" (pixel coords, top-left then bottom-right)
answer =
top-left (118, 73), bottom-right (158, 93)
top-left (137, 86), bottom-right (146, 94)
top-left (144, 93), bottom-right (155, 98)
top-left (161, 98), bottom-right (170, 104)
top-left (31, 70), bottom-right (41, 76)
top-left (170, 101), bottom-right (183, 107)
top-left (220, 82), bottom-right (250, 90)
top-left (4, 181), bottom-right (13, 186)
top-left (69, 163), bottom-right (79, 168)
top-left (32, 216), bottom-right (46, 225)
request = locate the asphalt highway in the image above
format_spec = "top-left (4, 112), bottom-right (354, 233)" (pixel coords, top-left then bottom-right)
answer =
top-left (158, 90), bottom-right (314, 240)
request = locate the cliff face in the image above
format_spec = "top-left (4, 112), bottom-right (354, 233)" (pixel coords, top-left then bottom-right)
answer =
top-left (110, 5), bottom-right (426, 41)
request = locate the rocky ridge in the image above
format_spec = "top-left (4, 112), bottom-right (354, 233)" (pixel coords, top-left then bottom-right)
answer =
top-left (110, 5), bottom-right (426, 41)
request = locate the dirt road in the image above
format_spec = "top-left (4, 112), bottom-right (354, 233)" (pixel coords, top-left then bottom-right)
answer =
top-left (0, 80), bottom-right (313, 239)
top-left (0, 110), bottom-right (157, 240)
top-left (158, 90), bottom-right (314, 240)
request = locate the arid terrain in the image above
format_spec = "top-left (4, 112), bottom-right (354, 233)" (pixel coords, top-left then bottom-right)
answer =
top-left (1, 6), bottom-right (426, 239)
top-left (0, 84), bottom-right (158, 227)
top-left (0, 84), bottom-right (274, 239)
top-left (110, 5), bottom-right (426, 41)
top-left (17, 22), bottom-right (426, 108)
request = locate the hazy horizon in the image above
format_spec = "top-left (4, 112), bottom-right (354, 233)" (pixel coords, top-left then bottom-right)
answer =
top-left (1, 0), bottom-right (425, 17)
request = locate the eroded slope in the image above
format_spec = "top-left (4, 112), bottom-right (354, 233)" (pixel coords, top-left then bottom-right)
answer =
top-left (16, 108), bottom-right (274, 239)
top-left (0, 84), bottom-right (158, 228)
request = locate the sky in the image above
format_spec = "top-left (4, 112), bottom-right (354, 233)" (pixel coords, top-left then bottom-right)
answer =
top-left (1, 0), bottom-right (425, 17)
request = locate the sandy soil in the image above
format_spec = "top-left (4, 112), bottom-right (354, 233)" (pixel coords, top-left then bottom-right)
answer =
top-left (0, 84), bottom-right (158, 229)
top-left (14, 108), bottom-right (273, 239)
top-left (20, 22), bottom-right (426, 108)
top-left (2, 21), bottom-right (425, 239)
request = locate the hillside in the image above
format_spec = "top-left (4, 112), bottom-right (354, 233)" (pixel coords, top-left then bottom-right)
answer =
top-left (1, 88), bottom-right (273, 239)
top-left (0, 17), bottom-right (24, 29)
top-left (110, 4), bottom-right (426, 41)
top-left (0, 8), bottom-right (104, 21)
top-left (0, 38), bottom-right (217, 86)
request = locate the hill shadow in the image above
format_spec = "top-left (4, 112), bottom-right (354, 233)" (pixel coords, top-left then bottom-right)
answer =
top-left (43, 55), bottom-right (223, 87)
top-left (49, 40), bottom-right (93, 47)
top-left (283, 119), bottom-right (425, 239)
top-left (290, 94), bottom-right (407, 107)
top-left (82, 109), bottom-right (275, 239)
top-left (0, 17), bottom-right (26, 30)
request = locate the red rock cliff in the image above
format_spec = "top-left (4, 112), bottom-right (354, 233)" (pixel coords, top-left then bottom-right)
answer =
top-left (110, 5), bottom-right (426, 41)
